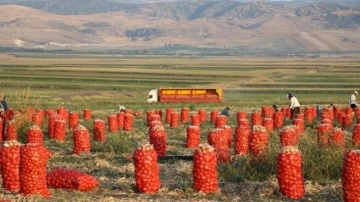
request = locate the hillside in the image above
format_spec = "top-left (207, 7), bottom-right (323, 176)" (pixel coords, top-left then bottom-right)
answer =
top-left (0, 0), bottom-right (359, 51)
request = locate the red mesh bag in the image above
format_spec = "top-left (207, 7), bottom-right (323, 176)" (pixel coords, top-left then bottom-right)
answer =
top-left (249, 125), bottom-right (268, 157)
top-left (238, 118), bottom-right (249, 128)
top-left (321, 110), bottom-right (331, 120)
top-left (237, 111), bottom-right (247, 120)
top-left (93, 119), bottom-right (106, 143)
top-left (251, 112), bottom-right (262, 126)
top-left (0, 141), bottom-right (21, 192)
top-left (356, 109), bottom-right (360, 120)
top-left (124, 109), bottom-right (132, 115)
top-left (262, 118), bottom-right (274, 134)
top-left (320, 118), bottom-right (333, 131)
top-left (342, 115), bottom-right (353, 129)
top-left (117, 112), bottom-right (125, 129)
top-left (31, 113), bottom-right (42, 127)
top-left (26, 125), bottom-right (44, 144)
top-left (165, 108), bottom-right (174, 124)
top-left (146, 110), bottom-right (157, 126)
top-left (26, 107), bottom-right (35, 121)
top-left (292, 118), bottom-right (304, 136)
top-left (294, 113), bottom-right (304, 120)
top-left (198, 109), bottom-right (207, 123)
top-left (342, 150), bottom-right (360, 202)
top-left (47, 168), bottom-right (99, 191)
top-left (107, 115), bottom-right (118, 133)
top-left (220, 125), bottom-right (233, 147)
top-left (234, 126), bottom-right (250, 155)
top-left (54, 120), bottom-right (67, 142)
top-left (330, 127), bottom-right (345, 150)
top-left (45, 109), bottom-right (55, 119)
top-left (291, 124), bottom-right (300, 138)
top-left (73, 125), bottom-right (91, 154)
top-left (304, 107), bottom-right (316, 124)
top-left (337, 111), bottom-right (345, 125)
top-left (149, 120), bottom-right (163, 129)
top-left (123, 114), bottom-right (134, 131)
top-left (149, 125), bottom-right (166, 156)
top-left (155, 110), bottom-right (163, 119)
top-left (352, 124), bottom-right (360, 147)
top-left (323, 108), bottom-right (334, 120)
top-left (69, 112), bottom-right (79, 130)
top-left (208, 128), bottom-right (226, 148)
top-left (48, 113), bottom-right (61, 139)
top-left (170, 112), bottom-right (179, 128)
top-left (57, 107), bottom-right (68, 122)
top-left (261, 106), bottom-right (274, 118)
top-left (304, 113), bottom-right (314, 124)
top-left (191, 114), bottom-right (201, 127)
top-left (5, 108), bottom-right (14, 121)
top-left (273, 112), bottom-right (284, 130)
top-left (210, 110), bottom-right (219, 124)
top-left (277, 146), bottom-right (305, 200)
top-left (150, 114), bottom-right (161, 123)
top-left (208, 127), bottom-right (230, 163)
top-left (334, 107), bottom-right (342, 120)
top-left (193, 144), bottom-right (218, 193)
top-left (181, 107), bottom-right (190, 123)
top-left (215, 115), bottom-right (227, 128)
top-left (279, 125), bottom-right (298, 146)
top-left (133, 144), bottom-right (161, 193)
top-left (345, 107), bottom-right (353, 117)
top-left (83, 109), bottom-right (92, 121)
top-left (317, 124), bottom-right (332, 147)
top-left (5, 120), bottom-right (17, 141)
top-left (216, 146), bottom-right (230, 163)
top-left (186, 125), bottom-right (200, 148)
top-left (36, 109), bottom-right (45, 121)
top-left (20, 143), bottom-right (52, 197)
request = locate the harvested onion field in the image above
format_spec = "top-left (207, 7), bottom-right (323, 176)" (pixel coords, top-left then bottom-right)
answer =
top-left (0, 53), bottom-right (360, 201)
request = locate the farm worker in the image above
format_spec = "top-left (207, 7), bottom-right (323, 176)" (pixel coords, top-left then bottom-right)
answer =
top-left (316, 104), bottom-right (322, 117)
top-left (117, 105), bottom-right (126, 113)
top-left (221, 107), bottom-right (230, 116)
top-left (350, 91), bottom-right (358, 110)
top-left (272, 105), bottom-right (280, 112)
top-left (0, 94), bottom-right (8, 140)
top-left (0, 95), bottom-right (8, 113)
top-left (287, 93), bottom-right (300, 119)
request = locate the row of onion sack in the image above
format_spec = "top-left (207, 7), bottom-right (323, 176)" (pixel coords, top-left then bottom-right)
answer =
top-left (150, 105), bottom-right (360, 133)
top-left (147, 107), bottom-right (360, 162)
top-left (1, 105), bottom-right (138, 153)
top-left (18, 106), bottom-right (137, 123)
top-left (31, 107), bottom-right (135, 133)
top-left (0, 120), bottom-right (93, 155)
top-left (0, 140), bottom-right (99, 198)
top-left (150, 109), bottom-right (360, 160)
top-left (0, 106), bottom-right (136, 141)
top-left (133, 142), bottom-right (360, 201)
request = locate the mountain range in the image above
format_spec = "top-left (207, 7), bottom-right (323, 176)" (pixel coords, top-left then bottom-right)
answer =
top-left (0, 0), bottom-right (359, 51)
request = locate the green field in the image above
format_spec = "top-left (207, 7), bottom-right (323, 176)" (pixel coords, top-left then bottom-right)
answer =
top-left (0, 53), bottom-right (360, 201)
top-left (0, 53), bottom-right (359, 112)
